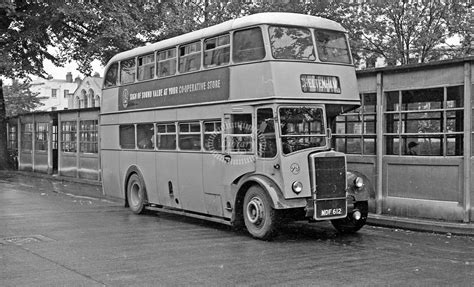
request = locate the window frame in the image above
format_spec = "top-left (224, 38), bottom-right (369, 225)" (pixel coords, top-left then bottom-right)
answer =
top-left (157, 48), bottom-right (177, 78)
top-left (314, 29), bottom-right (352, 64)
top-left (334, 93), bottom-right (377, 155)
top-left (35, 122), bottom-right (48, 152)
top-left (232, 27), bottom-right (266, 64)
top-left (79, 120), bottom-right (99, 154)
top-left (178, 41), bottom-right (202, 74)
top-left (178, 121), bottom-right (202, 151)
top-left (119, 124), bottom-right (136, 149)
top-left (203, 120), bottom-right (222, 152)
top-left (8, 124), bottom-right (17, 150)
top-left (120, 58), bottom-right (137, 85)
top-left (61, 121), bottom-right (77, 153)
top-left (224, 113), bottom-right (254, 154)
top-left (204, 34), bottom-right (230, 68)
top-left (137, 123), bottom-right (155, 150)
top-left (156, 122), bottom-right (177, 150)
top-left (256, 107), bottom-right (277, 158)
top-left (268, 25), bottom-right (316, 61)
top-left (104, 62), bottom-right (119, 88)
top-left (384, 86), bottom-right (464, 156)
top-left (137, 53), bottom-right (156, 81)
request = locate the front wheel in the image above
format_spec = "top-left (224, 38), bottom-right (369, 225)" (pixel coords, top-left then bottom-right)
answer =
top-left (331, 202), bottom-right (368, 234)
top-left (127, 173), bottom-right (148, 214)
top-left (243, 185), bottom-right (278, 240)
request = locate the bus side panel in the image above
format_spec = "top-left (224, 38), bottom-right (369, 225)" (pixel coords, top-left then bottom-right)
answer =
top-left (119, 150), bottom-right (137, 197)
top-left (101, 150), bottom-right (122, 199)
top-left (155, 152), bottom-right (178, 208)
top-left (137, 151), bottom-right (159, 204)
top-left (101, 88), bottom-right (119, 114)
top-left (177, 152), bottom-right (206, 213)
top-left (228, 63), bottom-right (274, 101)
top-left (202, 154), bottom-right (226, 217)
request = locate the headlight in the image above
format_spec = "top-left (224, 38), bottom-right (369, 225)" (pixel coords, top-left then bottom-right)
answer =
top-left (292, 181), bottom-right (303, 194)
top-left (354, 176), bottom-right (364, 188)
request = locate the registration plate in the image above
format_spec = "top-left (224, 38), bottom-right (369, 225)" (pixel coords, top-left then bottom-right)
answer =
top-left (314, 198), bottom-right (347, 220)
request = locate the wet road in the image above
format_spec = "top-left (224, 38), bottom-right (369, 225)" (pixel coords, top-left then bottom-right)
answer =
top-left (1, 173), bottom-right (473, 286)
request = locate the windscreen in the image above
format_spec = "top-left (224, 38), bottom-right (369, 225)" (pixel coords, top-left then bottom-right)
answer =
top-left (268, 25), bottom-right (351, 64)
top-left (279, 107), bottom-right (327, 154)
top-left (269, 26), bottom-right (315, 61)
top-left (314, 30), bottom-right (351, 64)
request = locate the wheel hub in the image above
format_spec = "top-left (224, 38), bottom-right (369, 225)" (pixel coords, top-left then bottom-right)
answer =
top-left (130, 183), bottom-right (141, 206)
top-left (246, 197), bottom-right (265, 225)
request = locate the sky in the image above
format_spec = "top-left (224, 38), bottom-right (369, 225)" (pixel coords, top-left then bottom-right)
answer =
top-left (39, 59), bottom-right (104, 81)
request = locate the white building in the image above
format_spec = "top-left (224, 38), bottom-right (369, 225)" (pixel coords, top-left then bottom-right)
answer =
top-left (30, 72), bottom-right (79, 111)
top-left (69, 75), bottom-right (102, 109)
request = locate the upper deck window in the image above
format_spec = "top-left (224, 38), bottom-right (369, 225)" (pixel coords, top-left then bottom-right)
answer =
top-left (314, 30), bottom-right (351, 64)
top-left (204, 34), bottom-right (230, 68)
top-left (120, 58), bottom-right (136, 84)
top-left (269, 26), bottom-right (315, 61)
top-left (179, 41), bottom-right (201, 73)
top-left (104, 63), bottom-right (118, 88)
top-left (233, 27), bottom-right (265, 63)
top-left (158, 48), bottom-right (176, 77)
top-left (138, 54), bottom-right (155, 81)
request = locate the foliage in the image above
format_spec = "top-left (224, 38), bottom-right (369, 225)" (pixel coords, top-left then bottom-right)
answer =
top-left (339, 1), bottom-right (472, 66)
top-left (3, 80), bottom-right (44, 117)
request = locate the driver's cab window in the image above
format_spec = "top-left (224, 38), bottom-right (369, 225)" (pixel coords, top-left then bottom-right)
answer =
top-left (224, 114), bottom-right (253, 153)
top-left (257, 108), bottom-right (277, 158)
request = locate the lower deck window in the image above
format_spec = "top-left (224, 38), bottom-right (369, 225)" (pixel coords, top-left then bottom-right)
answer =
top-left (120, 125), bottom-right (135, 149)
top-left (137, 123), bottom-right (154, 149)
top-left (156, 123), bottom-right (176, 150)
top-left (224, 114), bottom-right (253, 153)
top-left (204, 121), bottom-right (222, 151)
top-left (179, 122), bottom-right (201, 150)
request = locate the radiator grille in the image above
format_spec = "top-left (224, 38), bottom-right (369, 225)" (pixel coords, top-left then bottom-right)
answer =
top-left (313, 156), bottom-right (346, 199)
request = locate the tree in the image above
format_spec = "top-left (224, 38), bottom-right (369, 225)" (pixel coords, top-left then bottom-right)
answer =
top-left (3, 80), bottom-right (44, 117)
top-left (0, 0), bottom-right (167, 170)
top-left (340, 1), bottom-right (472, 66)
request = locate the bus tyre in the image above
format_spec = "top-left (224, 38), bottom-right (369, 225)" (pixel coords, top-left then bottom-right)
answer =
top-left (331, 201), bottom-right (368, 234)
top-left (127, 173), bottom-right (148, 214)
top-left (243, 185), bottom-right (277, 240)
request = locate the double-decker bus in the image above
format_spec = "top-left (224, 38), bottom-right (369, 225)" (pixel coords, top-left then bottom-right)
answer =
top-left (100, 12), bottom-right (370, 239)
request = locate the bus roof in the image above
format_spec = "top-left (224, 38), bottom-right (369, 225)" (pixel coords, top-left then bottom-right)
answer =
top-left (106, 12), bottom-right (347, 67)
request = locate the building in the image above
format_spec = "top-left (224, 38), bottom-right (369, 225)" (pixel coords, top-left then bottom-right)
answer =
top-left (30, 72), bottom-right (80, 111)
top-left (335, 56), bottom-right (473, 223)
top-left (69, 75), bottom-right (103, 109)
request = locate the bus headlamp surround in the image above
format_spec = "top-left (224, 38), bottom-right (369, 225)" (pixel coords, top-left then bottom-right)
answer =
top-left (354, 177), bottom-right (364, 188)
top-left (292, 181), bottom-right (303, 194)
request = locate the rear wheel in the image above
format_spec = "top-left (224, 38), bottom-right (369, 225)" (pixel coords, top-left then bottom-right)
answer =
top-left (331, 201), bottom-right (368, 234)
top-left (127, 173), bottom-right (147, 214)
top-left (243, 185), bottom-right (278, 240)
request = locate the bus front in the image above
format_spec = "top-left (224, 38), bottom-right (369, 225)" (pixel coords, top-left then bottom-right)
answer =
top-left (236, 16), bottom-right (370, 238)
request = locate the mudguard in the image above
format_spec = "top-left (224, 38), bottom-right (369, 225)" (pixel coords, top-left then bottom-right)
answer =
top-left (346, 170), bottom-right (372, 202)
top-left (236, 174), bottom-right (307, 210)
